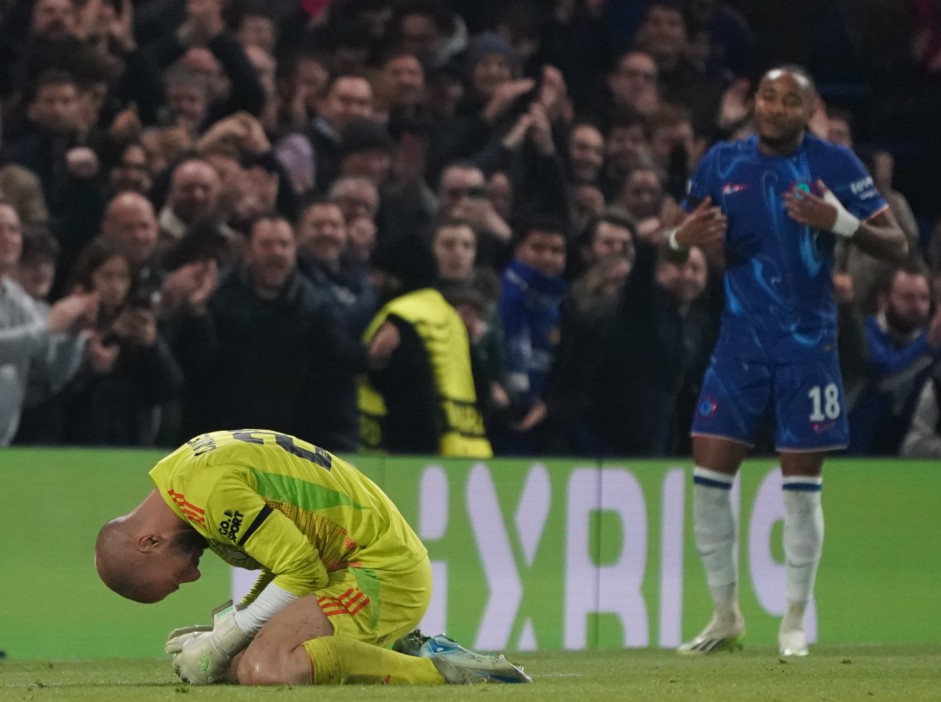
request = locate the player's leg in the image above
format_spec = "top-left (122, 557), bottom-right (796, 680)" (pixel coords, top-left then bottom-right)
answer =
top-left (240, 559), bottom-right (529, 685)
top-left (236, 594), bottom-right (445, 685)
top-left (235, 593), bottom-right (332, 684)
top-left (237, 561), bottom-right (438, 685)
top-left (300, 632), bottom-right (532, 685)
top-left (773, 350), bottom-right (845, 657)
top-left (678, 435), bottom-right (749, 654)
top-left (351, 558), bottom-right (529, 684)
top-left (777, 450), bottom-right (826, 657)
top-left (680, 355), bottom-right (768, 655)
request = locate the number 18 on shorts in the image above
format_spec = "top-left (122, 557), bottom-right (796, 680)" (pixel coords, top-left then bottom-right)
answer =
top-left (692, 350), bottom-right (849, 452)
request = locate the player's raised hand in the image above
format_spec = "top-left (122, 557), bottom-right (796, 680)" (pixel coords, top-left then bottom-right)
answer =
top-left (784, 179), bottom-right (859, 237)
top-left (674, 197), bottom-right (727, 248)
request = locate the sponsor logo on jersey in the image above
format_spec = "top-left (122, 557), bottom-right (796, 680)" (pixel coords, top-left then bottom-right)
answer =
top-left (849, 175), bottom-right (876, 197)
top-left (722, 183), bottom-right (749, 195)
top-left (219, 509), bottom-right (243, 542)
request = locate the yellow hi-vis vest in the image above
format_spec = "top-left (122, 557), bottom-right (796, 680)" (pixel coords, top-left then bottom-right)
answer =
top-left (359, 288), bottom-right (493, 457)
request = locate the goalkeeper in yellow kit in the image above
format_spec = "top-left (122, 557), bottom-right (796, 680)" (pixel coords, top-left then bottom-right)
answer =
top-left (95, 429), bottom-right (530, 686)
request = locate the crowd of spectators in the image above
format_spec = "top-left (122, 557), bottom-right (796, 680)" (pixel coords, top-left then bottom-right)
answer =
top-left (1, 0), bottom-right (940, 458)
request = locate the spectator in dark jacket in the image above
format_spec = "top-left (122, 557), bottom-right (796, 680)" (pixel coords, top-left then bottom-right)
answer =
top-left (172, 214), bottom-right (361, 451)
top-left (544, 253), bottom-right (632, 455)
top-left (275, 71), bottom-right (374, 194)
top-left (144, 0), bottom-right (265, 131)
top-left (5, 70), bottom-right (101, 213)
top-left (295, 195), bottom-right (376, 338)
top-left (588, 240), bottom-right (712, 456)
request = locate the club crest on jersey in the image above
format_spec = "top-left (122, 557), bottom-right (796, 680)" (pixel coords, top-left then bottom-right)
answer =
top-left (698, 397), bottom-right (718, 418)
top-left (790, 181), bottom-right (813, 198)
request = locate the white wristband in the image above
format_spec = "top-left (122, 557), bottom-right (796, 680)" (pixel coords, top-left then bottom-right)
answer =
top-left (823, 190), bottom-right (860, 238)
top-left (666, 228), bottom-right (686, 251)
top-left (233, 583), bottom-right (299, 636)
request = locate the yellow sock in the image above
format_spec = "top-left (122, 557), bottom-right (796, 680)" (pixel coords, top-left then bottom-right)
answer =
top-left (302, 635), bottom-right (445, 685)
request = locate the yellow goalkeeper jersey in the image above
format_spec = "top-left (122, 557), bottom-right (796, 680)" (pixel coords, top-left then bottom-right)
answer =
top-left (149, 429), bottom-right (427, 598)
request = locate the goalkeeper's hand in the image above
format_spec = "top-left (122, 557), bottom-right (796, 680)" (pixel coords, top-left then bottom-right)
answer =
top-left (165, 602), bottom-right (252, 684)
top-left (165, 623), bottom-right (213, 652)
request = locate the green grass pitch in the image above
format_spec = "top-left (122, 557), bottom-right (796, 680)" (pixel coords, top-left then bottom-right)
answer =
top-left (2, 646), bottom-right (941, 702)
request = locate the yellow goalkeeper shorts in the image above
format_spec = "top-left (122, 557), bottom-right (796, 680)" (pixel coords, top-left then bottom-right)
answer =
top-left (314, 555), bottom-right (432, 648)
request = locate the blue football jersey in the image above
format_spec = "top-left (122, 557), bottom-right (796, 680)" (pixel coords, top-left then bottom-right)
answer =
top-left (684, 133), bottom-right (887, 356)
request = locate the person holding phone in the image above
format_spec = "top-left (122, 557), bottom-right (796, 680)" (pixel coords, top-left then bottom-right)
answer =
top-left (62, 236), bottom-right (183, 445)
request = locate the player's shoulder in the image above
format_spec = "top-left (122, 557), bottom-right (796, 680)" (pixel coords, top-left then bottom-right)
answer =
top-left (704, 134), bottom-right (755, 158)
top-left (802, 134), bottom-right (882, 203)
top-left (698, 134), bottom-right (759, 173)
top-left (802, 132), bottom-right (857, 163)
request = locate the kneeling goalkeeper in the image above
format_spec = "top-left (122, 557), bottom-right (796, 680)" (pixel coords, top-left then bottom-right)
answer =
top-left (95, 429), bottom-right (530, 686)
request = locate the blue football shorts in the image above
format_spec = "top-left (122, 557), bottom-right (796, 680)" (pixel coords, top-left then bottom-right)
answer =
top-left (691, 331), bottom-right (849, 452)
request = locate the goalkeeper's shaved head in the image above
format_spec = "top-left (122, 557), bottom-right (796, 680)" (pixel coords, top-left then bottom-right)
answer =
top-left (96, 490), bottom-right (206, 603)
top-left (95, 517), bottom-right (159, 603)
top-left (96, 502), bottom-right (207, 603)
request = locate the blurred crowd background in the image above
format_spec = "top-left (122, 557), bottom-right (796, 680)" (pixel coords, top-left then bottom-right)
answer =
top-left (1, 0), bottom-right (939, 458)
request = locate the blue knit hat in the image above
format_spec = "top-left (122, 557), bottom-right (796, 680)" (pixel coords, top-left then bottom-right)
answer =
top-left (465, 32), bottom-right (518, 76)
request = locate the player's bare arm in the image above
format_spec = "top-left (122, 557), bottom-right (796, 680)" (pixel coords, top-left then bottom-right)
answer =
top-left (784, 178), bottom-right (908, 263)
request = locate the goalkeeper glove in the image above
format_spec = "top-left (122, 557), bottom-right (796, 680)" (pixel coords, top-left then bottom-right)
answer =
top-left (165, 599), bottom-right (231, 659)
top-left (165, 623), bottom-right (213, 652)
top-left (165, 601), bottom-right (252, 684)
top-left (164, 624), bottom-right (213, 672)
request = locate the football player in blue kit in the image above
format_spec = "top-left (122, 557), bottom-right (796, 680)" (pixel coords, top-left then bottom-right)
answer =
top-left (669, 65), bottom-right (909, 657)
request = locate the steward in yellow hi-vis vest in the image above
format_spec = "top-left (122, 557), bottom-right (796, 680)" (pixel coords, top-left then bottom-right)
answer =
top-left (360, 287), bottom-right (493, 457)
